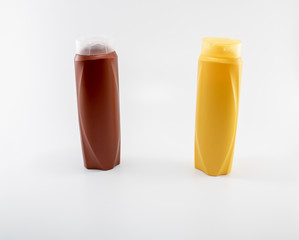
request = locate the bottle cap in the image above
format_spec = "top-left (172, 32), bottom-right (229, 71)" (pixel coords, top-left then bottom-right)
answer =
top-left (76, 36), bottom-right (114, 55)
top-left (201, 37), bottom-right (241, 59)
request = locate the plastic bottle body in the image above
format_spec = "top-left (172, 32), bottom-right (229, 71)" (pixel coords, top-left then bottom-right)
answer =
top-left (74, 51), bottom-right (120, 170)
top-left (195, 38), bottom-right (242, 176)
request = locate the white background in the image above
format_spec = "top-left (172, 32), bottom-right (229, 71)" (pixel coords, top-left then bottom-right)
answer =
top-left (0, 0), bottom-right (299, 239)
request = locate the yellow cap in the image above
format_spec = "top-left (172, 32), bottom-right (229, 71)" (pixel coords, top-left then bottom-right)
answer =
top-left (201, 37), bottom-right (241, 59)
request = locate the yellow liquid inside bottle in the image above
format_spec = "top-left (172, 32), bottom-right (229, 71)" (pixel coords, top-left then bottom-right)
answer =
top-left (195, 37), bottom-right (243, 176)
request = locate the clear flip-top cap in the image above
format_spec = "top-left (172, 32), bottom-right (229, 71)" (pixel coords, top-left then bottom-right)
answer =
top-left (76, 36), bottom-right (114, 56)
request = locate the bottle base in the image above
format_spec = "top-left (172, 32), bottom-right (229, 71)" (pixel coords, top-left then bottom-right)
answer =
top-left (84, 162), bottom-right (120, 171)
top-left (195, 163), bottom-right (232, 176)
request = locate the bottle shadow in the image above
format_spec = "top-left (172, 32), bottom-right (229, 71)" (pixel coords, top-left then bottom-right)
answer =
top-left (228, 156), bottom-right (297, 186)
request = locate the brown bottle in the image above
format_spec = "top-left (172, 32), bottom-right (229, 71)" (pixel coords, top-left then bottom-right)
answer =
top-left (74, 37), bottom-right (120, 170)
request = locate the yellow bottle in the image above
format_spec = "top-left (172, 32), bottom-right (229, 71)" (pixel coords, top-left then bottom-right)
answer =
top-left (195, 37), bottom-right (243, 176)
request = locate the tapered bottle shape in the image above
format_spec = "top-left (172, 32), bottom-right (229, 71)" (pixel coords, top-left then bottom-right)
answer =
top-left (74, 36), bottom-right (120, 170)
top-left (195, 37), bottom-right (242, 176)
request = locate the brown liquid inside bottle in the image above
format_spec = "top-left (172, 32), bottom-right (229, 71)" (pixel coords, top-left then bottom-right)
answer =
top-left (74, 51), bottom-right (120, 170)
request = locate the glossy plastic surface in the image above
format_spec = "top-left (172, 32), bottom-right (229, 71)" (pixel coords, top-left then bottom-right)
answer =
top-left (74, 51), bottom-right (120, 170)
top-left (195, 37), bottom-right (242, 176)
